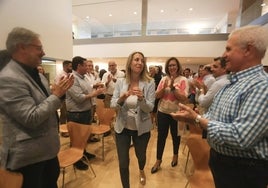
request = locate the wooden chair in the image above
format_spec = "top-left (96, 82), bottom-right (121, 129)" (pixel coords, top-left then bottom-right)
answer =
top-left (185, 135), bottom-right (215, 188)
top-left (0, 169), bottom-right (23, 188)
top-left (182, 103), bottom-right (203, 173)
top-left (91, 100), bottom-right (116, 161)
top-left (58, 121), bottom-right (96, 188)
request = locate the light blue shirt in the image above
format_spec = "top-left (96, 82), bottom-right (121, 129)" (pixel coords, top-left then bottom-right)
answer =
top-left (205, 65), bottom-right (268, 160)
top-left (66, 71), bottom-right (93, 112)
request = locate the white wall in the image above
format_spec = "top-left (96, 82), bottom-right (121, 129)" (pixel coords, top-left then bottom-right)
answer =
top-left (0, 0), bottom-right (73, 60)
top-left (73, 41), bottom-right (227, 58)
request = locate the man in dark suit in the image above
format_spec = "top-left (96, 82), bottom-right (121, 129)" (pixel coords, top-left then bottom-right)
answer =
top-left (0, 27), bottom-right (74, 188)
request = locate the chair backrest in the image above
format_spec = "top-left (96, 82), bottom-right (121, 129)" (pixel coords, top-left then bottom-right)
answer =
top-left (67, 121), bottom-right (91, 149)
top-left (96, 99), bottom-right (116, 126)
top-left (0, 169), bottom-right (23, 188)
top-left (187, 135), bottom-right (210, 170)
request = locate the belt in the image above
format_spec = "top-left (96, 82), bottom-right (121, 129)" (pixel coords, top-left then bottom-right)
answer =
top-left (210, 148), bottom-right (268, 167)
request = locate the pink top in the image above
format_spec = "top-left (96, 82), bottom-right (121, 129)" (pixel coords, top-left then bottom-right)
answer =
top-left (157, 75), bottom-right (189, 114)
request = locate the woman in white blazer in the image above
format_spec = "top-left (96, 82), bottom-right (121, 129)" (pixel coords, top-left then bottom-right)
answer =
top-left (111, 51), bottom-right (155, 188)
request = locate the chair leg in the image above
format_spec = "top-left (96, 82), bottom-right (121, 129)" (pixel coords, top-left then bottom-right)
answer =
top-left (88, 163), bottom-right (96, 178)
top-left (83, 155), bottom-right (96, 178)
top-left (184, 149), bottom-right (190, 173)
top-left (185, 180), bottom-right (190, 188)
top-left (73, 165), bottom-right (77, 178)
top-left (182, 141), bottom-right (188, 154)
top-left (102, 136), bottom-right (104, 161)
top-left (62, 168), bottom-right (65, 188)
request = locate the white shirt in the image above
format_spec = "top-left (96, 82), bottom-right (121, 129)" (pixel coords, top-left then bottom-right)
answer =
top-left (101, 70), bottom-right (125, 95)
top-left (85, 72), bottom-right (99, 105)
top-left (198, 74), bottom-right (230, 111)
top-left (54, 70), bottom-right (68, 84)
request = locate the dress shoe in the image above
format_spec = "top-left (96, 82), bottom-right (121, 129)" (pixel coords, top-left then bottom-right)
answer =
top-left (89, 137), bottom-right (100, 142)
top-left (171, 155), bottom-right (178, 167)
top-left (74, 160), bottom-right (88, 170)
top-left (60, 132), bottom-right (69, 137)
top-left (151, 160), bottom-right (162, 174)
top-left (139, 170), bottom-right (146, 185)
top-left (171, 161), bottom-right (178, 167)
top-left (83, 151), bottom-right (96, 160)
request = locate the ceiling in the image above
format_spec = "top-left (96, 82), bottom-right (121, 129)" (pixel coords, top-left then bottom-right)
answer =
top-left (71, 0), bottom-right (242, 65)
top-left (72, 0), bottom-right (241, 38)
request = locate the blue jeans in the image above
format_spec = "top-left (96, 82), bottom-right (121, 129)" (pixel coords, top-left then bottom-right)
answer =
top-left (115, 129), bottom-right (150, 188)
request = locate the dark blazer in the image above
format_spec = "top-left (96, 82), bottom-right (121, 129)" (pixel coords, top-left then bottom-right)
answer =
top-left (0, 60), bottom-right (61, 170)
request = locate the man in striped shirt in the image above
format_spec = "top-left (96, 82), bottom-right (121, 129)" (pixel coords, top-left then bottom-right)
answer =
top-left (171, 25), bottom-right (268, 188)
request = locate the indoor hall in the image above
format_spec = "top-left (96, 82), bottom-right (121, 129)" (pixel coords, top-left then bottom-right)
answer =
top-left (1, 1), bottom-right (268, 188)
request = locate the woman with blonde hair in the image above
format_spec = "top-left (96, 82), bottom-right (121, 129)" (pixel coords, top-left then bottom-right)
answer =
top-left (111, 51), bottom-right (155, 188)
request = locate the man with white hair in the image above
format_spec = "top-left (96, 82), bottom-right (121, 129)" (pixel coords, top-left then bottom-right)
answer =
top-left (102, 60), bottom-right (125, 107)
top-left (171, 25), bottom-right (268, 188)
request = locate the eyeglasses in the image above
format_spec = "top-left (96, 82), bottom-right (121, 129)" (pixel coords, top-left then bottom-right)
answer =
top-left (28, 44), bottom-right (44, 51)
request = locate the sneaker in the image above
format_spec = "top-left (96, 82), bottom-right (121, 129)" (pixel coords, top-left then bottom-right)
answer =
top-left (83, 151), bottom-right (96, 160)
top-left (74, 160), bottom-right (88, 170)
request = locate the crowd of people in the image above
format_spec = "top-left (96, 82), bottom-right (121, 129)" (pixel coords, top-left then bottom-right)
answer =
top-left (0, 25), bottom-right (267, 188)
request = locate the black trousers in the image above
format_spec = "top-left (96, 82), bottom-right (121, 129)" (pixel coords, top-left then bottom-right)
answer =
top-left (67, 110), bottom-right (91, 124)
top-left (14, 157), bottom-right (60, 188)
top-left (156, 111), bottom-right (181, 160)
top-left (209, 149), bottom-right (268, 188)
top-left (115, 129), bottom-right (150, 188)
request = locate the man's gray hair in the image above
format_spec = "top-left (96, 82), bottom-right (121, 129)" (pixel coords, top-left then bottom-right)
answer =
top-left (229, 25), bottom-right (268, 59)
top-left (6, 27), bottom-right (40, 54)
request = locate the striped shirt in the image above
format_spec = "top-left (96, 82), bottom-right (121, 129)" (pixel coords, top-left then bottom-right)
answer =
top-left (205, 65), bottom-right (268, 160)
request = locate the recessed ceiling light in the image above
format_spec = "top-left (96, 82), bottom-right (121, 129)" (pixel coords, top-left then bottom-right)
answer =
top-left (109, 13), bottom-right (112, 17)
top-left (133, 11), bottom-right (137, 15)
top-left (160, 9), bottom-right (164, 13)
top-left (86, 16), bottom-right (89, 19)
top-left (189, 8), bottom-right (193, 11)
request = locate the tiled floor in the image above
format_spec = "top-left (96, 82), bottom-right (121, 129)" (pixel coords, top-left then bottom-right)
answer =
top-left (58, 126), bottom-right (194, 188)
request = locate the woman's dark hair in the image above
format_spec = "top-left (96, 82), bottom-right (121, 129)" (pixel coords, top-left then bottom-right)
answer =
top-left (164, 57), bottom-right (182, 76)
top-left (99, 69), bottom-right (107, 80)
